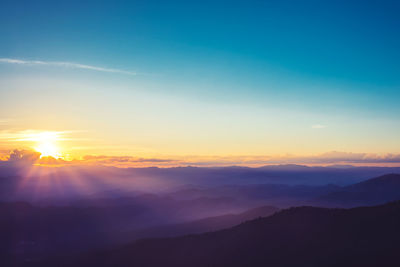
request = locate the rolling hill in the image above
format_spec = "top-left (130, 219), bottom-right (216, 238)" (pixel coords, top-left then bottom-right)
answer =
top-left (129, 205), bottom-right (279, 240)
top-left (27, 200), bottom-right (400, 267)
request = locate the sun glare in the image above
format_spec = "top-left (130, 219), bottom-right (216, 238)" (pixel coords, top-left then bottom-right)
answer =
top-left (33, 132), bottom-right (62, 159)
top-left (35, 142), bottom-right (61, 158)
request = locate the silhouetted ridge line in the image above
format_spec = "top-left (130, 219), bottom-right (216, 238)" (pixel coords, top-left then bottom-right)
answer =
top-left (315, 173), bottom-right (400, 207)
top-left (28, 201), bottom-right (400, 267)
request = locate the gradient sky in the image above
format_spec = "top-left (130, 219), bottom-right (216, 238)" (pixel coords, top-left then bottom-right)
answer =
top-left (0, 0), bottom-right (399, 165)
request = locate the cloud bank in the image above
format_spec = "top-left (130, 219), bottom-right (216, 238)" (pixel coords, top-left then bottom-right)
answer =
top-left (8, 149), bottom-right (41, 163)
top-left (0, 58), bottom-right (137, 76)
top-left (2, 149), bottom-right (400, 167)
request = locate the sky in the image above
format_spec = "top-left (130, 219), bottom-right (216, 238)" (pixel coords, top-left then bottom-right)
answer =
top-left (0, 0), bottom-right (400, 166)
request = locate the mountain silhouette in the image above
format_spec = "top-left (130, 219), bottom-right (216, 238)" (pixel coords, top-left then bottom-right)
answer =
top-left (128, 205), bottom-right (279, 240)
top-left (27, 201), bottom-right (400, 267)
top-left (315, 173), bottom-right (400, 207)
top-left (0, 201), bottom-right (277, 264)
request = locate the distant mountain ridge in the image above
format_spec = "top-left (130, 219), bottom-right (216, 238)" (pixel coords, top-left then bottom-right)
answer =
top-left (3, 164), bottom-right (400, 205)
top-left (315, 173), bottom-right (400, 207)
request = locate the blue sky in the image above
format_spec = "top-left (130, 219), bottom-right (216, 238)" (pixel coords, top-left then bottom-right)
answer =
top-left (0, 0), bottom-right (399, 162)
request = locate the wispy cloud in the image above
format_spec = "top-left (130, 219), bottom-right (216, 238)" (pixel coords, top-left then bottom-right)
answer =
top-left (0, 119), bottom-right (12, 125)
top-left (0, 58), bottom-right (137, 76)
top-left (311, 124), bottom-right (326, 129)
top-left (0, 129), bottom-right (79, 142)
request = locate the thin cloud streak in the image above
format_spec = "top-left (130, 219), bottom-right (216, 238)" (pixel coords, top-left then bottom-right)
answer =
top-left (0, 58), bottom-right (137, 76)
top-left (312, 124), bottom-right (326, 129)
top-left (0, 130), bottom-right (83, 143)
top-left (0, 119), bottom-right (12, 125)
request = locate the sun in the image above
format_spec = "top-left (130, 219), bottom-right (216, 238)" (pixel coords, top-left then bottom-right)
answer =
top-left (33, 132), bottom-right (62, 159)
top-left (35, 141), bottom-right (61, 158)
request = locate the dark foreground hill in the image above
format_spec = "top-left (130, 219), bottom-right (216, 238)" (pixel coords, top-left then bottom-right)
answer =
top-left (315, 173), bottom-right (400, 207)
top-left (0, 202), bottom-right (278, 265)
top-left (28, 201), bottom-right (400, 267)
top-left (129, 205), bottom-right (279, 241)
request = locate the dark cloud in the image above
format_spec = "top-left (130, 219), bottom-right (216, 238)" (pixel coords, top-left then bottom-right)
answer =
top-left (5, 149), bottom-right (68, 166)
top-left (8, 149), bottom-right (41, 163)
